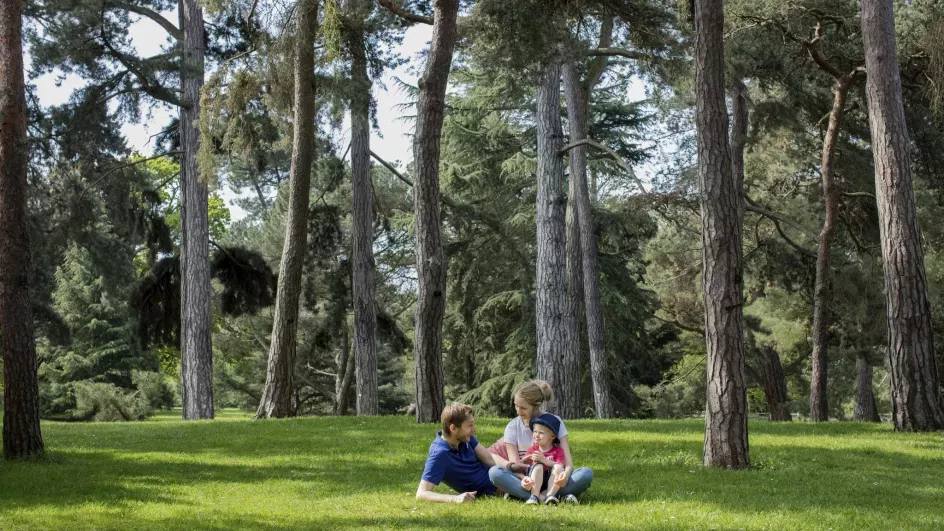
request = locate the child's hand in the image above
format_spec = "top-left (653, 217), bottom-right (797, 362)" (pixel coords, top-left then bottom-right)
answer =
top-left (521, 476), bottom-right (534, 490)
top-left (521, 453), bottom-right (534, 464)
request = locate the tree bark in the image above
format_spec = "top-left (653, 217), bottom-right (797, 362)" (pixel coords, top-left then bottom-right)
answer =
top-left (178, 0), bottom-right (213, 420)
top-left (335, 323), bottom-right (355, 415)
top-left (256, 0), bottom-right (318, 419)
top-left (810, 75), bottom-right (858, 422)
top-left (563, 59), bottom-right (613, 418)
top-left (412, 0), bottom-right (458, 423)
top-left (535, 54), bottom-right (568, 410)
top-left (1, 0), bottom-right (45, 459)
top-left (853, 354), bottom-right (880, 422)
top-left (348, 0), bottom-right (379, 416)
top-left (562, 163), bottom-right (584, 419)
top-left (861, 0), bottom-right (944, 431)
top-left (695, 0), bottom-right (749, 468)
top-left (761, 346), bottom-right (792, 422)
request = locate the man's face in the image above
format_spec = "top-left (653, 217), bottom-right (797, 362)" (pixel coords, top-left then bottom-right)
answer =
top-left (452, 416), bottom-right (476, 443)
top-left (533, 424), bottom-right (553, 447)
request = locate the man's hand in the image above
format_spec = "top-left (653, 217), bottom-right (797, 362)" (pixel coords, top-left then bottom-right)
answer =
top-left (521, 476), bottom-right (534, 490)
top-left (454, 492), bottom-right (476, 503)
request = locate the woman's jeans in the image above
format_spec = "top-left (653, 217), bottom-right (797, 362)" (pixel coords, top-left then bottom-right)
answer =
top-left (488, 466), bottom-right (593, 500)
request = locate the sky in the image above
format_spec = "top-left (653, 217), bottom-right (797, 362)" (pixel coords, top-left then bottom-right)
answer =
top-left (31, 10), bottom-right (648, 221)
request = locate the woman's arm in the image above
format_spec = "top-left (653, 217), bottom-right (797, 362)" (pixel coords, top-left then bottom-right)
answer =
top-left (504, 442), bottom-right (520, 463)
top-left (556, 435), bottom-right (574, 485)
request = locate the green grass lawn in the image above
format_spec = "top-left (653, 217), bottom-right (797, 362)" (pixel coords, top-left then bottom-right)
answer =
top-left (1, 411), bottom-right (943, 530)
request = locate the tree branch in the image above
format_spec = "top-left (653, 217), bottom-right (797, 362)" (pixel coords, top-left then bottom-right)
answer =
top-left (81, 152), bottom-right (182, 197)
top-left (654, 313), bottom-right (705, 335)
top-left (586, 47), bottom-right (654, 61)
top-left (559, 138), bottom-right (646, 191)
top-left (376, 0), bottom-right (432, 25)
top-left (743, 195), bottom-right (818, 240)
top-left (108, 1), bottom-right (181, 41)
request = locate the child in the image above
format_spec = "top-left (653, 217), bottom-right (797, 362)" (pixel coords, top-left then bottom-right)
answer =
top-left (517, 414), bottom-right (566, 505)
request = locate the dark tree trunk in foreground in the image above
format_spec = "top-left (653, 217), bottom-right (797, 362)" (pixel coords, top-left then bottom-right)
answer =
top-left (178, 0), bottom-right (213, 420)
top-left (413, 0), bottom-right (459, 423)
top-left (563, 59), bottom-right (613, 418)
top-left (761, 346), bottom-right (792, 422)
top-left (810, 73), bottom-right (860, 422)
top-left (695, 0), bottom-right (749, 468)
top-left (861, 0), bottom-right (944, 431)
top-left (853, 354), bottom-right (881, 422)
top-left (257, 0), bottom-right (318, 418)
top-left (1, 0), bottom-right (44, 459)
top-left (535, 54), bottom-right (567, 406)
top-left (348, 0), bottom-right (378, 416)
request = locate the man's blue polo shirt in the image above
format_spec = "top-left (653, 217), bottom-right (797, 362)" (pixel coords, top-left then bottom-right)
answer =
top-left (421, 432), bottom-right (496, 495)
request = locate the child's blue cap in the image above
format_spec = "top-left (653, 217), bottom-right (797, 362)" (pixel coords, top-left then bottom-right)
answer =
top-left (530, 413), bottom-right (561, 443)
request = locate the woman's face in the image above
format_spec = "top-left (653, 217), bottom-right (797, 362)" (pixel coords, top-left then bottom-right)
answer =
top-left (514, 395), bottom-right (538, 421)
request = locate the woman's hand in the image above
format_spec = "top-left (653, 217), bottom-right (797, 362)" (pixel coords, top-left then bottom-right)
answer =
top-left (521, 476), bottom-right (534, 490)
top-left (553, 469), bottom-right (570, 488)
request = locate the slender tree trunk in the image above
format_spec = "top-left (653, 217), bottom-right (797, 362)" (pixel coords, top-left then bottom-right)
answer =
top-left (348, 0), bottom-right (379, 416)
top-left (535, 53), bottom-right (567, 409)
top-left (695, 0), bottom-right (749, 468)
top-left (178, 0), bottom-right (213, 420)
top-left (761, 346), bottom-right (792, 422)
top-left (335, 323), bottom-right (355, 415)
top-left (563, 59), bottom-right (613, 418)
top-left (861, 0), bottom-right (944, 431)
top-left (1, 0), bottom-right (44, 459)
top-left (562, 171), bottom-right (583, 419)
top-left (810, 77), bottom-right (856, 422)
top-left (853, 354), bottom-right (881, 422)
top-left (412, 0), bottom-right (459, 423)
top-left (256, 0), bottom-right (318, 419)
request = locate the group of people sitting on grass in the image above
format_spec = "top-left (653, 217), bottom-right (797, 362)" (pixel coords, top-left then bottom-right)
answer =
top-left (416, 379), bottom-right (593, 505)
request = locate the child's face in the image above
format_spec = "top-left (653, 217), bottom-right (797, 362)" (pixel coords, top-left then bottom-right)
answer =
top-left (533, 424), bottom-right (554, 447)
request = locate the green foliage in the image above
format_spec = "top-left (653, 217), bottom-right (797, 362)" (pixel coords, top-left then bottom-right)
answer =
top-left (39, 244), bottom-right (170, 421)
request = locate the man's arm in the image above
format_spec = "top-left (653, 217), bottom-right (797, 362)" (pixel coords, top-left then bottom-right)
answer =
top-left (473, 442), bottom-right (497, 468)
top-left (416, 480), bottom-right (475, 503)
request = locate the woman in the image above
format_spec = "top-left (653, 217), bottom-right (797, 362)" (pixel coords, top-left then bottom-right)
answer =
top-left (487, 380), bottom-right (593, 503)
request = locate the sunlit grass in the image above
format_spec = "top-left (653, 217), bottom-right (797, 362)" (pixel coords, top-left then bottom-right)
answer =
top-left (1, 411), bottom-right (942, 529)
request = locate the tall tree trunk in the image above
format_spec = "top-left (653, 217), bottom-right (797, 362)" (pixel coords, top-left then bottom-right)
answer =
top-left (563, 59), bottom-right (613, 418)
top-left (1, 0), bottom-right (44, 459)
top-left (562, 171), bottom-right (583, 419)
top-left (810, 77), bottom-right (856, 422)
top-left (761, 346), bottom-right (792, 422)
top-left (348, 0), bottom-right (379, 416)
top-left (853, 354), bottom-right (881, 422)
top-left (178, 0), bottom-right (213, 420)
top-left (256, 0), bottom-right (318, 419)
top-left (861, 0), bottom-right (944, 431)
top-left (535, 54), bottom-right (567, 407)
top-left (412, 0), bottom-right (459, 423)
top-left (695, 0), bottom-right (749, 468)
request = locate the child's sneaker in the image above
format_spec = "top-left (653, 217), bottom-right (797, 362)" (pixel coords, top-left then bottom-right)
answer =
top-left (544, 495), bottom-right (559, 505)
top-left (525, 494), bottom-right (540, 505)
top-left (563, 494), bottom-right (579, 505)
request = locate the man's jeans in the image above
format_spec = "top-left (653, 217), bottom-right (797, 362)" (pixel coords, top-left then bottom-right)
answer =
top-left (488, 465), bottom-right (593, 500)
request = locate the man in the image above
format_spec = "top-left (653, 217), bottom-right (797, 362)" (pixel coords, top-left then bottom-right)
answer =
top-left (416, 403), bottom-right (497, 503)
